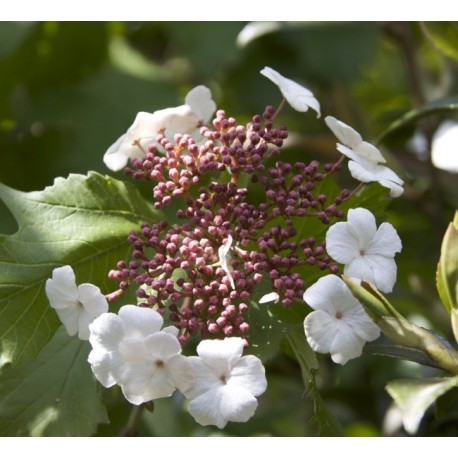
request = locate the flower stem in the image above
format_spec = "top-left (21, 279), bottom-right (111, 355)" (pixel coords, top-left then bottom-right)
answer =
top-left (119, 404), bottom-right (145, 437)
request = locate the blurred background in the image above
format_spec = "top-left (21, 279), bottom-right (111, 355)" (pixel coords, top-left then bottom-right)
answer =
top-left (0, 21), bottom-right (457, 436)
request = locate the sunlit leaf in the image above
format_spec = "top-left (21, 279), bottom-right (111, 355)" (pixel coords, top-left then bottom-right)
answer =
top-left (421, 22), bottom-right (458, 62)
top-left (0, 327), bottom-right (108, 436)
top-left (386, 375), bottom-right (458, 435)
top-left (436, 212), bottom-right (458, 315)
top-left (0, 172), bottom-right (160, 367)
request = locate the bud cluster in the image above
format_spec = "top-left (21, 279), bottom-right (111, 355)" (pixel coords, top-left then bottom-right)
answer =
top-left (110, 105), bottom-right (352, 345)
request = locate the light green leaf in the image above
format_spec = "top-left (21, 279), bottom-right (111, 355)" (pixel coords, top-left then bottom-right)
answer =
top-left (377, 97), bottom-right (458, 143)
top-left (436, 212), bottom-right (458, 315)
top-left (0, 172), bottom-right (160, 367)
top-left (386, 375), bottom-right (458, 435)
top-left (0, 327), bottom-right (108, 436)
top-left (421, 22), bottom-right (458, 62)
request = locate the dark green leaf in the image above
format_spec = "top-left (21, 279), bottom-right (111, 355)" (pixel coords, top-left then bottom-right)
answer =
top-left (377, 97), bottom-right (458, 143)
top-left (0, 327), bottom-right (108, 436)
top-left (0, 172), bottom-right (160, 366)
top-left (286, 330), bottom-right (344, 436)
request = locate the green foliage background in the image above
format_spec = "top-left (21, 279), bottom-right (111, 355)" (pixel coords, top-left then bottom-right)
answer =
top-left (0, 21), bottom-right (457, 436)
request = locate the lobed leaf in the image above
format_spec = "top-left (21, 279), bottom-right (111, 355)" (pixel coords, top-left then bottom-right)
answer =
top-left (0, 172), bottom-right (160, 367)
top-left (0, 327), bottom-right (108, 436)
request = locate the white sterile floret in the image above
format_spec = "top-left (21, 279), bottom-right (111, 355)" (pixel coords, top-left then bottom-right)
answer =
top-left (303, 274), bottom-right (380, 365)
top-left (218, 234), bottom-right (235, 289)
top-left (325, 116), bottom-right (404, 197)
top-left (88, 305), bottom-right (191, 404)
top-left (260, 66), bottom-right (321, 117)
top-left (181, 337), bottom-right (267, 429)
top-left (259, 292), bottom-right (280, 304)
top-left (103, 85), bottom-right (216, 171)
top-left (45, 265), bottom-right (108, 340)
top-left (326, 208), bottom-right (402, 293)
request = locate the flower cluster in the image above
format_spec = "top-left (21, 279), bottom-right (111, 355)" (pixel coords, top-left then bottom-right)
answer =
top-left (45, 67), bottom-right (404, 428)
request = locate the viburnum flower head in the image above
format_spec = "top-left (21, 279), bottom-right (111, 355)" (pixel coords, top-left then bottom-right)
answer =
top-left (181, 337), bottom-right (267, 429)
top-left (326, 208), bottom-right (402, 293)
top-left (260, 66), bottom-right (321, 117)
top-left (45, 265), bottom-right (108, 340)
top-left (303, 274), bottom-right (381, 364)
top-left (88, 305), bottom-right (191, 404)
top-left (103, 85), bottom-right (216, 171)
top-left (325, 116), bottom-right (404, 197)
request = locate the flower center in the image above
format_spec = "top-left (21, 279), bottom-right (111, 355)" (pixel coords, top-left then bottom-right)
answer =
top-left (219, 374), bottom-right (227, 384)
top-left (335, 311), bottom-right (343, 319)
top-left (155, 360), bottom-right (164, 368)
top-left (359, 249), bottom-right (366, 256)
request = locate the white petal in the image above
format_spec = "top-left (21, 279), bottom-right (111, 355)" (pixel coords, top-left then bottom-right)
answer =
top-left (218, 235), bottom-right (235, 289)
top-left (87, 348), bottom-right (120, 388)
top-left (144, 332), bottom-right (182, 360)
top-left (343, 307), bottom-right (380, 342)
top-left (103, 134), bottom-right (132, 172)
top-left (346, 254), bottom-right (398, 293)
top-left (325, 116), bottom-right (363, 149)
top-left (197, 337), bottom-right (244, 371)
top-left (89, 312), bottom-right (125, 354)
top-left (348, 159), bottom-right (378, 183)
top-left (45, 265), bottom-right (78, 309)
top-left (304, 309), bottom-right (338, 354)
top-left (346, 208), bottom-right (377, 248)
top-left (303, 275), bottom-right (367, 315)
top-left (181, 356), bottom-right (220, 399)
top-left (153, 105), bottom-right (199, 138)
top-left (54, 305), bottom-right (80, 336)
top-left (229, 355), bottom-right (267, 397)
top-left (77, 283), bottom-right (108, 317)
top-left (260, 66), bottom-right (320, 117)
top-left (185, 85), bottom-right (216, 124)
top-left (77, 309), bottom-right (94, 340)
top-left (325, 221), bottom-right (361, 264)
top-left (329, 321), bottom-right (366, 365)
top-left (118, 305), bottom-right (164, 338)
top-left (353, 141), bottom-right (386, 164)
top-left (166, 354), bottom-right (194, 394)
top-left (187, 385), bottom-right (258, 429)
top-left (259, 292), bottom-right (279, 304)
top-left (369, 222), bottom-right (402, 257)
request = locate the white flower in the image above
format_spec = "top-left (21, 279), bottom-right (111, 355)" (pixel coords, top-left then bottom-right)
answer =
top-left (88, 305), bottom-right (191, 404)
top-left (348, 158), bottom-right (404, 198)
top-left (325, 116), bottom-right (386, 164)
top-left (325, 116), bottom-right (404, 197)
top-left (218, 234), bottom-right (235, 289)
top-left (45, 265), bottom-right (108, 340)
top-left (104, 86), bottom-right (216, 171)
top-left (260, 66), bottom-right (321, 117)
top-left (431, 120), bottom-right (458, 173)
top-left (326, 208), bottom-right (402, 293)
top-left (259, 292), bottom-right (280, 304)
top-left (303, 274), bottom-right (380, 365)
top-left (181, 337), bottom-right (267, 429)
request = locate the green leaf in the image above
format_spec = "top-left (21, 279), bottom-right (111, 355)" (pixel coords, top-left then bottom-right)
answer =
top-left (247, 299), bottom-right (298, 363)
top-left (436, 212), bottom-right (458, 315)
top-left (386, 375), bottom-right (458, 435)
top-left (0, 172), bottom-right (160, 367)
top-left (377, 97), bottom-right (458, 143)
top-left (421, 22), bottom-right (458, 62)
top-left (364, 334), bottom-right (446, 370)
top-left (0, 327), bottom-right (108, 436)
top-left (286, 330), bottom-right (344, 436)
